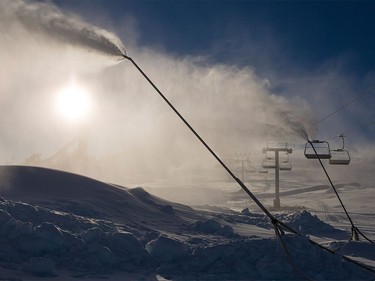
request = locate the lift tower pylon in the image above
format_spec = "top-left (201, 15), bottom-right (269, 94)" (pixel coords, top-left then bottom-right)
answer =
top-left (262, 145), bottom-right (292, 210)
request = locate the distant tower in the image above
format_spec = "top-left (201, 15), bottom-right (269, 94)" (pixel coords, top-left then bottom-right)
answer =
top-left (262, 143), bottom-right (292, 209)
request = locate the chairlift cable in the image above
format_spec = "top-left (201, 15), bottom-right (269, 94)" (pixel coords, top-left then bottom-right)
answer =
top-left (317, 85), bottom-right (375, 124)
top-left (121, 55), bottom-right (375, 275)
top-left (326, 120), bottom-right (375, 141)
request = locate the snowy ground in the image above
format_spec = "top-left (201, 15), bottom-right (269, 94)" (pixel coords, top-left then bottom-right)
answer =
top-left (0, 165), bottom-right (374, 280)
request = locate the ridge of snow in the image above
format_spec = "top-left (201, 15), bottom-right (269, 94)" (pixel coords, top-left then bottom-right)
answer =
top-left (0, 165), bottom-right (374, 280)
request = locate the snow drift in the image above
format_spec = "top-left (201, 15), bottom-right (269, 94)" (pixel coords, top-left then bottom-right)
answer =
top-left (0, 165), bottom-right (373, 280)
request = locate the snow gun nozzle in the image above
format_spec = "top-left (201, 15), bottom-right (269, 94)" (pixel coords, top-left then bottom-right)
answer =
top-left (120, 52), bottom-right (130, 60)
top-left (115, 52), bottom-right (130, 63)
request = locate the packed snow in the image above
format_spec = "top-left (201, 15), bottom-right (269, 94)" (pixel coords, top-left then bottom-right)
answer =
top-left (0, 165), bottom-right (374, 280)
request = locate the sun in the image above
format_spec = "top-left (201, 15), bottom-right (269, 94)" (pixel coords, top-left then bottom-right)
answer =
top-left (55, 82), bottom-right (92, 123)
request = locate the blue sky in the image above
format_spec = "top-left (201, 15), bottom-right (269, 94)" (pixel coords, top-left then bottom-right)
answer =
top-left (54, 1), bottom-right (375, 75)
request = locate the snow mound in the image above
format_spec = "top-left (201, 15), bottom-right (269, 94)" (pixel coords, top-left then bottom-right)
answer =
top-left (0, 165), bottom-right (202, 228)
top-left (277, 210), bottom-right (346, 235)
top-left (0, 165), bottom-right (373, 280)
top-left (27, 257), bottom-right (57, 277)
top-left (187, 219), bottom-right (236, 238)
top-left (146, 235), bottom-right (188, 263)
top-left (0, 197), bottom-right (150, 275)
top-left (154, 235), bottom-right (373, 280)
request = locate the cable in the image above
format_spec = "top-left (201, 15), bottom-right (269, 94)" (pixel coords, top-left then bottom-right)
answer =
top-left (321, 120), bottom-right (375, 143)
top-left (342, 119), bottom-right (375, 136)
top-left (317, 85), bottom-right (375, 124)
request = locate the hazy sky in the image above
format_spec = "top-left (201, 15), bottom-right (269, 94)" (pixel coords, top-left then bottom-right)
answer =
top-left (1, 0), bottom-right (375, 185)
top-left (52, 0), bottom-right (375, 139)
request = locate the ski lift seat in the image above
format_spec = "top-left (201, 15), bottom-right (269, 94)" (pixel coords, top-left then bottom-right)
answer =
top-left (262, 159), bottom-right (275, 169)
top-left (329, 134), bottom-right (351, 165)
top-left (265, 151), bottom-right (274, 159)
top-left (280, 162), bottom-right (292, 171)
top-left (329, 150), bottom-right (351, 165)
top-left (304, 140), bottom-right (331, 159)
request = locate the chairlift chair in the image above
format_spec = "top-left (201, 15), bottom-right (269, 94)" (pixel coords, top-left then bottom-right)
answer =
top-left (329, 134), bottom-right (350, 165)
top-left (263, 150), bottom-right (274, 159)
top-left (262, 158), bottom-right (276, 169)
top-left (246, 160), bottom-right (257, 172)
top-left (304, 140), bottom-right (331, 159)
top-left (279, 162), bottom-right (292, 171)
top-left (329, 150), bottom-right (351, 165)
top-left (280, 152), bottom-right (292, 171)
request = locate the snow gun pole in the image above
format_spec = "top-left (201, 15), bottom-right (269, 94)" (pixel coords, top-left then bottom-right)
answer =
top-left (307, 139), bottom-right (374, 244)
top-left (122, 54), bottom-right (284, 227)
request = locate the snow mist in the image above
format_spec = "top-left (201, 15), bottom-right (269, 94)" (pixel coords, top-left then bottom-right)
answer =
top-left (0, 0), bottom-right (319, 197)
top-left (1, 0), bottom-right (125, 58)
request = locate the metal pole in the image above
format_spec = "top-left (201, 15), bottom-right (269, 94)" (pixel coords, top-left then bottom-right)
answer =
top-left (274, 150), bottom-right (280, 209)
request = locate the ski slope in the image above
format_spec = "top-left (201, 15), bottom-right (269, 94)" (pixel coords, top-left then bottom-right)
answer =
top-left (0, 165), bottom-right (374, 280)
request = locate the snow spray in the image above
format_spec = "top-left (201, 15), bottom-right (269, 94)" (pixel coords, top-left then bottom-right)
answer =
top-left (3, 0), bottom-right (126, 58)
top-left (277, 110), bottom-right (317, 140)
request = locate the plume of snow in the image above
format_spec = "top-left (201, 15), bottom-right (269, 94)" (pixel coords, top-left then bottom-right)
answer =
top-left (0, 0), bottom-right (126, 57)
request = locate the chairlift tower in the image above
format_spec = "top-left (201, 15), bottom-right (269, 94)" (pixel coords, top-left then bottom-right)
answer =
top-left (262, 145), bottom-right (292, 210)
top-left (232, 153), bottom-right (252, 182)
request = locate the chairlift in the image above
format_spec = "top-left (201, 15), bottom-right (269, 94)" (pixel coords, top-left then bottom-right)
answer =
top-left (280, 153), bottom-right (292, 171)
top-left (263, 150), bottom-right (274, 159)
top-left (304, 140), bottom-right (331, 159)
top-left (280, 162), bottom-right (292, 171)
top-left (329, 150), bottom-right (351, 165)
top-left (262, 158), bottom-right (276, 168)
top-left (246, 159), bottom-right (256, 172)
top-left (279, 153), bottom-right (292, 171)
top-left (329, 134), bottom-right (351, 165)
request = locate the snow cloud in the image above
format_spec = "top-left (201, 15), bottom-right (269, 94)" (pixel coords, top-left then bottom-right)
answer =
top-left (0, 0), bottom-right (125, 58)
top-left (0, 0), bottom-right (337, 188)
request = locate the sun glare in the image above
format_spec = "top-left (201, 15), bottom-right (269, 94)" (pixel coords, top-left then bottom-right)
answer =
top-left (56, 82), bottom-right (92, 123)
